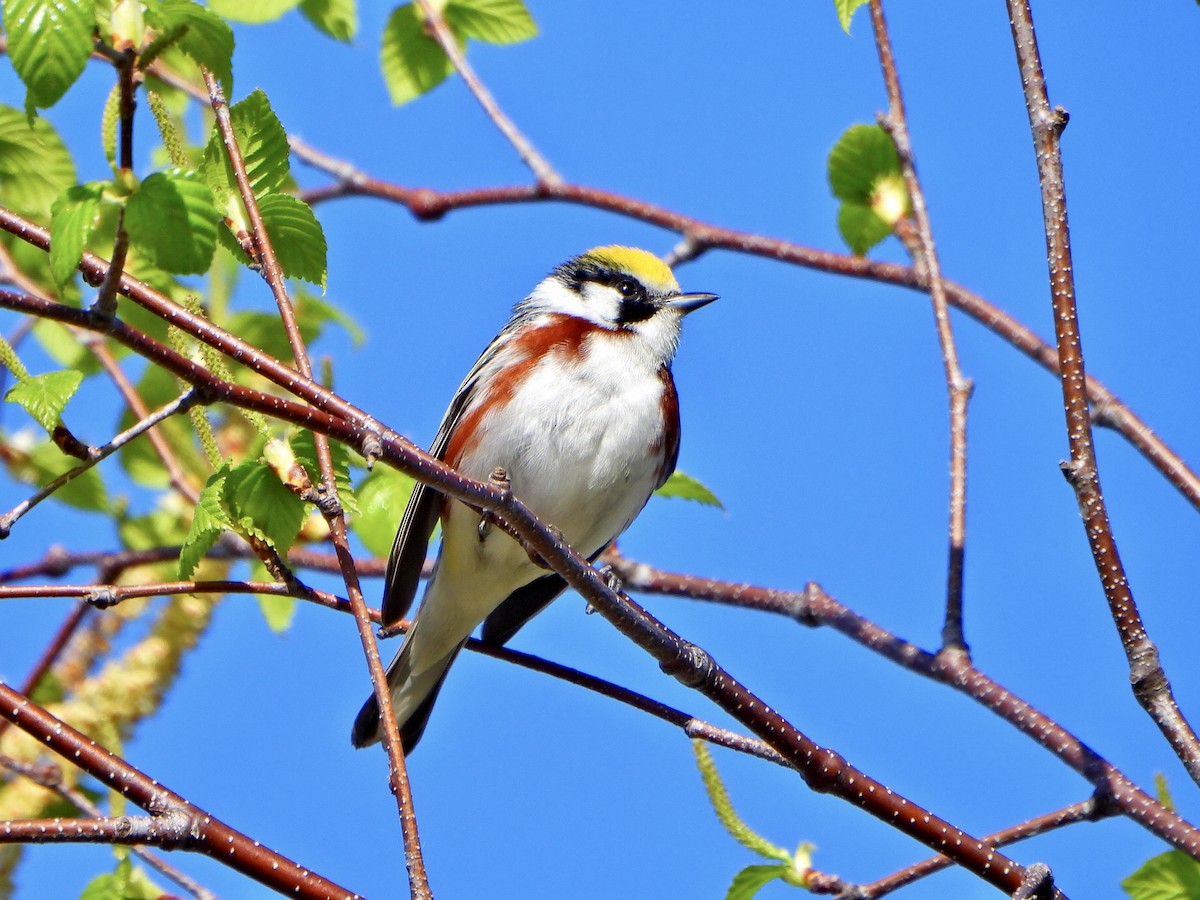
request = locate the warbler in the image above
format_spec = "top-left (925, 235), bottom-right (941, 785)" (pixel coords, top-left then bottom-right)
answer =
top-left (351, 246), bottom-right (716, 750)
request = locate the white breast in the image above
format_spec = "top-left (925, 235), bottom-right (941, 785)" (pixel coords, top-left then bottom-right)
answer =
top-left (460, 331), bottom-right (668, 557)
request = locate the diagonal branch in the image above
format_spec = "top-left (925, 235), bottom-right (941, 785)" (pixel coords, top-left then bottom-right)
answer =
top-left (1005, 0), bottom-right (1200, 786)
top-left (0, 389), bottom-right (199, 538)
top-left (603, 548), bottom-right (1200, 859)
top-left (411, 0), bottom-right (560, 187)
top-left (0, 683), bottom-right (358, 899)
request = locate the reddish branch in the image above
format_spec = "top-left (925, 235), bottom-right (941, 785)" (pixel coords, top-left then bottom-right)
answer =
top-left (0, 286), bottom-right (1046, 893)
top-left (603, 549), bottom-right (1200, 859)
top-left (0, 684), bottom-right (359, 899)
top-left (1004, 0), bottom-right (1200, 785)
top-left (289, 143), bottom-right (1200, 516)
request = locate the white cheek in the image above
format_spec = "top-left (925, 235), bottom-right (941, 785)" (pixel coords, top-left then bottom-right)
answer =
top-left (578, 282), bottom-right (622, 325)
top-left (523, 278), bottom-right (619, 327)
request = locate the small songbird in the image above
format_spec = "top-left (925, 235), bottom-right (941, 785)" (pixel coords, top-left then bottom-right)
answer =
top-left (351, 246), bottom-right (716, 751)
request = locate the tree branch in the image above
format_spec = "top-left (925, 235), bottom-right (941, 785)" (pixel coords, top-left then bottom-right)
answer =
top-left (1005, 0), bottom-right (1200, 785)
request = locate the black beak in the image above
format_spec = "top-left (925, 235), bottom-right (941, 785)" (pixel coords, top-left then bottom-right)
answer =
top-left (666, 292), bottom-right (718, 314)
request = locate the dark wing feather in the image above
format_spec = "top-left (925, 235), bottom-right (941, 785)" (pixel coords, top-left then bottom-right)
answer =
top-left (479, 572), bottom-right (570, 646)
top-left (480, 547), bottom-right (607, 646)
top-left (380, 326), bottom-right (519, 627)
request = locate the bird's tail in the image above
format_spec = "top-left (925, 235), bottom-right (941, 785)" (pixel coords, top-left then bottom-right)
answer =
top-left (350, 634), bottom-right (464, 752)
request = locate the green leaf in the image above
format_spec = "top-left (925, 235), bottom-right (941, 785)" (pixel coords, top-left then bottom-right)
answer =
top-left (28, 670), bottom-right (65, 706)
top-left (828, 124), bottom-right (901, 202)
top-left (655, 470), bottom-right (723, 509)
top-left (80, 854), bottom-right (164, 900)
top-left (290, 430), bottom-right (359, 516)
top-left (201, 88), bottom-right (291, 204)
top-left (18, 441), bottom-right (108, 511)
top-left (828, 124), bottom-right (909, 255)
top-left (300, 0), bottom-right (357, 41)
top-left (224, 459), bottom-right (307, 556)
top-left (0, 106), bottom-right (76, 219)
top-left (256, 593), bottom-right (297, 633)
top-left (1122, 851), bottom-right (1200, 900)
top-left (180, 467), bottom-right (234, 578)
top-left (3, 0), bottom-right (94, 109)
top-left (380, 3), bottom-right (456, 106)
top-left (256, 193), bottom-right (328, 286)
top-left (444, 0), bottom-right (536, 44)
top-left (144, 0), bottom-right (235, 96)
top-left (727, 865), bottom-right (788, 900)
top-left (125, 169), bottom-right (221, 275)
top-left (50, 182), bottom-right (106, 287)
top-left (206, 0), bottom-right (301, 23)
top-left (353, 465), bottom-right (415, 558)
top-left (834, 0), bottom-right (869, 34)
top-left (5, 369), bottom-right (83, 431)
top-left (837, 200), bottom-right (894, 256)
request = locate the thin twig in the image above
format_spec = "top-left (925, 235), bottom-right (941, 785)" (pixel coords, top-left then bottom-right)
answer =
top-left (94, 49), bottom-right (137, 318)
top-left (87, 337), bottom-right (199, 502)
top-left (1005, 0), bottom-right (1200, 785)
top-left (855, 796), bottom-right (1109, 897)
top-left (203, 68), bottom-right (431, 899)
top-left (869, 0), bottom-right (974, 656)
top-left (411, 0), bottom-right (560, 187)
top-left (0, 389), bottom-right (199, 537)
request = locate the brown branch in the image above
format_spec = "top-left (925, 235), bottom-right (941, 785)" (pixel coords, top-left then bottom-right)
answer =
top-left (288, 151), bottom-right (1200, 516)
top-left (1005, 0), bottom-right (1200, 785)
top-left (203, 67), bottom-right (431, 897)
top-left (87, 337), bottom-right (199, 502)
top-left (0, 684), bottom-right (359, 899)
top-left (603, 548), bottom-right (1200, 860)
top-left (1, 572), bottom-right (789, 770)
top-left (856, 796), bottom-right (1111, 897)
top-left (411, 0), bottom-right (559, 187)
top-left (0, 287), bottom-right (1061, 892)
top-left (0, 754), bottom-right (215, 899)
top-left (0, 388), bottom-right (198, 537)
top-left (804, 796), bottom-right (1109, 897)
top-left (869, 0), bottom-right (974, 655)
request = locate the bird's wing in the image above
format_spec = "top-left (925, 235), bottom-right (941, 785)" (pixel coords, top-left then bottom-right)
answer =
top-left (479, 546), bottom-right (608, 646)
top-left (380, 327), bottom-right (515, 627)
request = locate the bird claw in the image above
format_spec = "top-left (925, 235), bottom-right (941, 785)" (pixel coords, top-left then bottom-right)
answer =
top-left (597, 564), bottom-right (623, 593)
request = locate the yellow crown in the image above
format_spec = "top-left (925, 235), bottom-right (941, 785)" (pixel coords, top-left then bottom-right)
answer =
top-left (580, 246), bottom-right (679, 293)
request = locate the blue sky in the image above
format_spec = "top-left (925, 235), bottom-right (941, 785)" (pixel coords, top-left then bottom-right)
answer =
top-left (3, 2), bottom-right (1200, 898)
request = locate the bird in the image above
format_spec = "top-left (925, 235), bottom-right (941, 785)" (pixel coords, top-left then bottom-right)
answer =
top-left (350, 246), bottom-right (716, 751)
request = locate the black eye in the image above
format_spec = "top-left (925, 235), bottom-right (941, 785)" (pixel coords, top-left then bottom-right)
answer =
top-left (615, 277), bottom-right (641, 298)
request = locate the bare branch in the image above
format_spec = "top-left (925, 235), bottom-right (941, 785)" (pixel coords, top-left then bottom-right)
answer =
top-left (411, 0), bottom-right (560, 187)
top-left (0, 389), bottom-right (198, 537)
top-left (1005, 0), bottom-right (1200, 784)
top-left (603, 549), bottom-right (1200, 859)
top-left (0, 684), bottom-right (359, 898)
top-left (287, 156), bottom-right (1200, 516)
